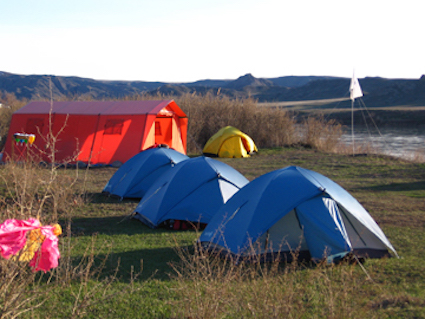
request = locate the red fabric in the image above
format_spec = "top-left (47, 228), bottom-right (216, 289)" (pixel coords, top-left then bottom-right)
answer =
top-left (2, 100), bottom-right (188, 164)
top-left (173, 220), bottom-right (181, 230)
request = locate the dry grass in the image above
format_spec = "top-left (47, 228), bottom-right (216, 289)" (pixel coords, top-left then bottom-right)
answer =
top-left (0, 159), bottom-right (143, 318)
top-left (0, 93), bottom-right (27, 150)
top-left (169, 241), bottom-right (378, 319)
top-left (2, 93), bottom-right (423, 318)
top-left (0, 257), bottom-right (50, 319)
top-left (175, 93), bottom-right (343, 154)
top-left (0, 110), bottom-right (142, 318)
top-left (301, 115), bottom-right (344, 152)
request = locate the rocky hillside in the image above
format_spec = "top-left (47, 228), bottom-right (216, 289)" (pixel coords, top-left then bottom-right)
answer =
top-left (1, 71), bottom-right (425, 107)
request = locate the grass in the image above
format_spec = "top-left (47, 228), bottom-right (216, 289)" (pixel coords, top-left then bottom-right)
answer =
top-left (1, 91), bottom-right (424, 317)
top-left (0, 147), bottom-right (420, 318)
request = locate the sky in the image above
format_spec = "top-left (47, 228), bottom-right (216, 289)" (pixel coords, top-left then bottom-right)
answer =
top-left (0, 0), bottom-right (423, 83)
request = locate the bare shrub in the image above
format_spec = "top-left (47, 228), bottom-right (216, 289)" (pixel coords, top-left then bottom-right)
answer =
top-left (0, 257), bottom-right (51, 319)
top-left (338, 140), bottom-right (381, 156)
top-left (250, 106), bottom-right (297, 147)
top-left (408, 150), bottom-right (425, 163)
top-left (0, 130), bottom-right (86, 318)
top-left (176, 93), bottom-right (297, 153)
top-left (0, 101), bottom-right (142, 318)
top-left (0, 160), bottom-right (141, 319)
top-left (0, 93), bottom-right (27, 150)
top-left (302, 115), bottom-right (344, 152)
top-left (48, 235), bottom-right (142, 319)
top-left (0, 161), bottom-right (82, 224)
top-left (170, 241), bottom-right (376, 319)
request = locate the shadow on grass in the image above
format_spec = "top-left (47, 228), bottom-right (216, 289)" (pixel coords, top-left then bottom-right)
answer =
top-left (120, 246), bottom-right (186, 282)
top-left (85, 192), bottom-right (140, 204)
top-left (87, 246), bottom-right (185, 282)
top-left (64, 216), bottom-right (198, 282)
top-left (356, 181), bottom-right (425, 192)
top-left (68, 215), bottom-right (188, 237)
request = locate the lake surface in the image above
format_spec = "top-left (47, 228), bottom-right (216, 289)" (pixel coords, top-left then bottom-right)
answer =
top-left (340, 127), bottom-right (425, 160)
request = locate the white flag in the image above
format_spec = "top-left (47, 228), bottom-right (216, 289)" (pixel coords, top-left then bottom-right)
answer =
top-left (350, 73), bottom-right (363, 100)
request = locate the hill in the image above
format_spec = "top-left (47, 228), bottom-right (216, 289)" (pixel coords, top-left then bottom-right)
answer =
top-left (1, 71), bottom-right (425, 107)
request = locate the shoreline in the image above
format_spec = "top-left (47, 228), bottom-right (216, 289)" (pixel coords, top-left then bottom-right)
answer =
top-left (293, 108), bottom-right (425, 128)
top-left (259, 99), bottom-right (425, 128)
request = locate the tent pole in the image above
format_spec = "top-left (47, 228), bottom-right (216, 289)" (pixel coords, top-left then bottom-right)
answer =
top-left (351, 99), bottom-right (355, 156)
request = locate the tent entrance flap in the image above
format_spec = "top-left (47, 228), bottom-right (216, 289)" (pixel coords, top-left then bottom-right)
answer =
top-left (255, 210), bottom-right (308, 255)
top-left (296, 197), bottom-right (352, 259)
top-left (219, 137), bottom-right (247, 158)
top-left (154, 118), bottom-right (172, 146)
top-left (154, 115), bottom-right (185, 153)
top-left (338, 206), bottom-right (390, 251)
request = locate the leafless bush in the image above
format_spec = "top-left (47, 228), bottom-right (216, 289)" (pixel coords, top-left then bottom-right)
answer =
top-left (176, 93), bottom-right (297, 153)
top-left (0, 257), bottom-right (51, 319)
top-left (0, 102), bottom-right (141, 318)
top-left (301, 115), bottom-right (344, 152)
top-left (169, 239), bottom-right (374, 319)
top-left (0, 93), bottom-right (27, 150)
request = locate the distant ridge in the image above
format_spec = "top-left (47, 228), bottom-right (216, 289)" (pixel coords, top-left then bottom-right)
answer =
top-left (224, 73), bottom-right (274, 90)
top-left (1, 71), bottom-right (425, 107)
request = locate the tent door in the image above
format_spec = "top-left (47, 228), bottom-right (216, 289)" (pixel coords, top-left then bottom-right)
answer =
top-left (296, 196), bottom-right (352, 260)
top-left (256, 209), bottom-right (308, 254)
top-left (154, 118), bottom-right (172, 146)
top-left (154, 116), bottom-right (185, 153)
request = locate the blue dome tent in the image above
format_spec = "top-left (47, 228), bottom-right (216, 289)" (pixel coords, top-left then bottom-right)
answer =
top-left (103, 147), bottom-right (189, 200)
top-left (133, 156), bottom-right (249, 229)
top-left (199, 166), bottom-right (398, 262)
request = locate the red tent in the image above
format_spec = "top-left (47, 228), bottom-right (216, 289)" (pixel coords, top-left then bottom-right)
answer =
top-left (2, 100), bottom-right (188, 165)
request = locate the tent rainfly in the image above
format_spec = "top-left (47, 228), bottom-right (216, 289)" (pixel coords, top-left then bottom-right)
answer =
top-left (2, 100), bottom-right (187, 165)
top-left (103, 147), bottom-right (189, 200)
top-left (133, 156), bottom-right (249, 229)
top-left (199, 166), bottom-right (398, 262)
top-left (203, 126), bottom-right (258, 158)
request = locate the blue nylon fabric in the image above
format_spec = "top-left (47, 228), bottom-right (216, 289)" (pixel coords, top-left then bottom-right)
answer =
top-left (293, 167), bottom-right (396, 255)
top-left (200, 166), bottom-right (322, 254)
top-left (296, 197), bottom-right (351, 259)
top-left (103, 148), bottom-right (189, 199)
top-left (199, 166), bottom-right (396, 258)
top-left (133, 156), bottom-right (249, 227)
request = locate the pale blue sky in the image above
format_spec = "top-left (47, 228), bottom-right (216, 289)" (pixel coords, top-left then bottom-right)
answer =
top-left (0, 0), bottom-right (423, 82)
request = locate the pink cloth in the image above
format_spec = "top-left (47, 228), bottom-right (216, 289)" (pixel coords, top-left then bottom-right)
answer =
top-left (29, 225), bottom-right (60, 272)
top-left (0, 219), bottom-right (60, 272)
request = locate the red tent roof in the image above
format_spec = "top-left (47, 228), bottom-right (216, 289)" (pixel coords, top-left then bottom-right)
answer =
top-left (14, 100), bottom-right (187, 117)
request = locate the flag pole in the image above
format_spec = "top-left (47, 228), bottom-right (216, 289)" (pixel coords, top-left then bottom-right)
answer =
top-left (351, 98), bottom-right (355, 156)
top-left (349, 71), bottom-right (363, 156)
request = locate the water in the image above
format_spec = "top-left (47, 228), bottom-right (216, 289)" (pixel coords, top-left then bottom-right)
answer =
top-left (340, 127), bottom-right (425, 159)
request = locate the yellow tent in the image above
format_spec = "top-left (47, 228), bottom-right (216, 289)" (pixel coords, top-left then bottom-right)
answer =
top-left (203, 126), bottom-right (258, 158)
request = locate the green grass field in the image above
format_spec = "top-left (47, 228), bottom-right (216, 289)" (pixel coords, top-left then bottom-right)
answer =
top-left (2, 147), bottom-right (425, 318)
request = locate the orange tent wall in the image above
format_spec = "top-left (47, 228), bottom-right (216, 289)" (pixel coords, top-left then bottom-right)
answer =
top-left (52, 114), bottom-right (100, 163)
top-left (141, 114), bottom-right (187, 154)
top-left (2, 100), bottom-right (187, 165)
top-left (143, 117), bottom-right (156, 150)
top-left (3, 113), bottom-right (47, 162)
top-left (180, 117), bottom-right (188, 152)
top-left (88, 114), bottom-right (149, 164)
